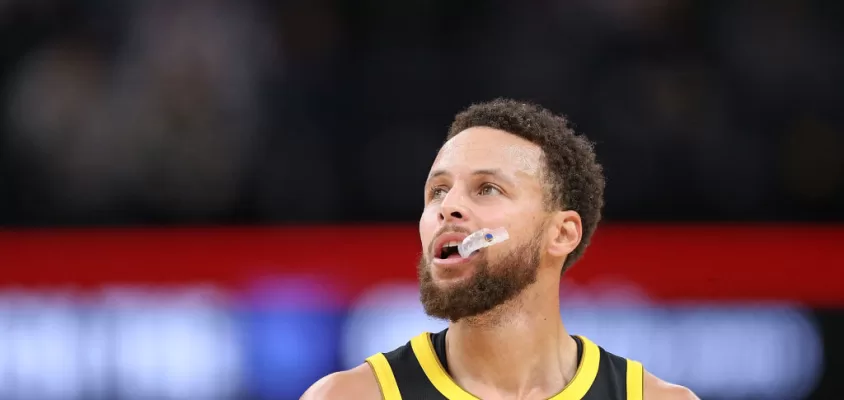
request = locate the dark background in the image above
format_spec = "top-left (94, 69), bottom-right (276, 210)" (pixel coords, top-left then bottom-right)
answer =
top-left (2, 0), bottom-right (842, 225)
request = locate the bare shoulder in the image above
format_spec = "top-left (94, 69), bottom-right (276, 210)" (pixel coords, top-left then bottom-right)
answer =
top-left (643, 370), bottom-right (700, 400)
top-left (300, 363), bottom-right (381, 400)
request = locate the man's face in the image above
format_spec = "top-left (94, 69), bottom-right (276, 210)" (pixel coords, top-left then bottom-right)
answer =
top-left (418, 127), bottom-right (549, 321)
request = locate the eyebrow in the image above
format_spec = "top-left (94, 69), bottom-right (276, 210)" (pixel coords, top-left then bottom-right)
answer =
top-left (427, 168), bottom-right (514, 186)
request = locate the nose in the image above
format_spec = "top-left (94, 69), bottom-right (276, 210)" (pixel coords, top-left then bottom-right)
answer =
top-left (438, 192), bottom-right (469, 223)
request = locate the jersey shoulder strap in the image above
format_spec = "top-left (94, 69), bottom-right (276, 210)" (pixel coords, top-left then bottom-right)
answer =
top-left (365, 333), bottom-right (445, 400)
top-left (625, 356), bottom-right (644, 400)
top-left (580, 338), bottom-right (644, 400)
top-left (365, 351), bottom-right (402, 400)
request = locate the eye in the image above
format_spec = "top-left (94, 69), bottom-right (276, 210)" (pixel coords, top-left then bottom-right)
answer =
top-left (428, 187), bottom-right (448, 201)
top-left (479, 183), bottom-right (502, 196)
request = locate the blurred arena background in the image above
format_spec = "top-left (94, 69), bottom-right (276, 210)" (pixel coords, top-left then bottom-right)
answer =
top-left (0, 0), bottom-right (842, 399)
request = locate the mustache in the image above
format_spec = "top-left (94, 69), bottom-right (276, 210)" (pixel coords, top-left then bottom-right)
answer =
top-left (427, 225), bottom-right (474, 256)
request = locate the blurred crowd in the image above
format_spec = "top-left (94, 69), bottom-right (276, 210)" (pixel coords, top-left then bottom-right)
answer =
top-left (0, 0), bottom-right (841, 225)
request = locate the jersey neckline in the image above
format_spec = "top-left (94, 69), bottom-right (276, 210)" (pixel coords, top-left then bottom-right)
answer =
top-left (409, 331), bottom-right (601, 400)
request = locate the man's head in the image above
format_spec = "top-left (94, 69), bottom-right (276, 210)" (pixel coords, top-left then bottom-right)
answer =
top-left (418, 98), bottom-right (605, 322)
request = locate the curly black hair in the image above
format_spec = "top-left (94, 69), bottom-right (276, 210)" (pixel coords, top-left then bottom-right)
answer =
top-left (446, 98), bottom-right (605, 272)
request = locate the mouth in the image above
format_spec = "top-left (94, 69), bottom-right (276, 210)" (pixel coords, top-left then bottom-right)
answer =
top-left (433, 233), bottom-right (469, 260)
top-left (438, 242), bottom-right (461, 260)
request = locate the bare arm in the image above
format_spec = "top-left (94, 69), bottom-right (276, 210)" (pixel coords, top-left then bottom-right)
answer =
top-left (644, 370), bottom-right (700, 400)
top-left (300, 363), bottom-right (382, 400)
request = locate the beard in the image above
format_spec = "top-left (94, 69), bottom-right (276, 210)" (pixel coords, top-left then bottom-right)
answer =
top-left (417, 229), bottom-right (543, 322)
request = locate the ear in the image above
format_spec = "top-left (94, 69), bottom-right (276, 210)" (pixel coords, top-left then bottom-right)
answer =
top-left (546, 210), bottom-right (582, 258)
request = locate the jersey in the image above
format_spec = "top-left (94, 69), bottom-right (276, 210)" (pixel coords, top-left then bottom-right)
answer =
top-left (364, 329), bottom-right (643, 400)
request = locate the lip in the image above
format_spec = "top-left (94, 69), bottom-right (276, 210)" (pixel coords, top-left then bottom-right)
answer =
top-left (432, 251), bottom-right (477, 266)
top-left (432, 232), bottom-right (470, 259)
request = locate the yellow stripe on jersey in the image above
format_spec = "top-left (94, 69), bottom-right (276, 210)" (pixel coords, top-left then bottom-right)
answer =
top-left (411, 333), bottom-right (481, 399)
top-left (410, 332), bottom-right (601, 400)
top-left (550, 336), bottom-right (601, 400)
top-left (626, 359), bottom-right (644, 400)
top-left (365, 353), bottom-right (403, 400)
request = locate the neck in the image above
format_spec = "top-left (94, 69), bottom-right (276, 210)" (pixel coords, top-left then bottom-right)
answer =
top-left (444, 271), bottom-right (578, 399)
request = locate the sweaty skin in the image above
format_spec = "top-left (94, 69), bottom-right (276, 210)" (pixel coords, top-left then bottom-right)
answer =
top-left (302, 127), bottom-right (699, 400)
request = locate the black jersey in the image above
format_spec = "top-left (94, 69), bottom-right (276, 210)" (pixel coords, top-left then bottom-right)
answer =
top-left (365, 329), bottom-right (643, 400)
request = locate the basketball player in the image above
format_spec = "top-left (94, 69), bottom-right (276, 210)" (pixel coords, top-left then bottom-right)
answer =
top-left (302, 99), bottom-right (699, 399)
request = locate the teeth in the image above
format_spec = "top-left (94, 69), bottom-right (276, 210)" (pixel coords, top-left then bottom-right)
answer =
top-left (444, 241), bottom-right (460, 248)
